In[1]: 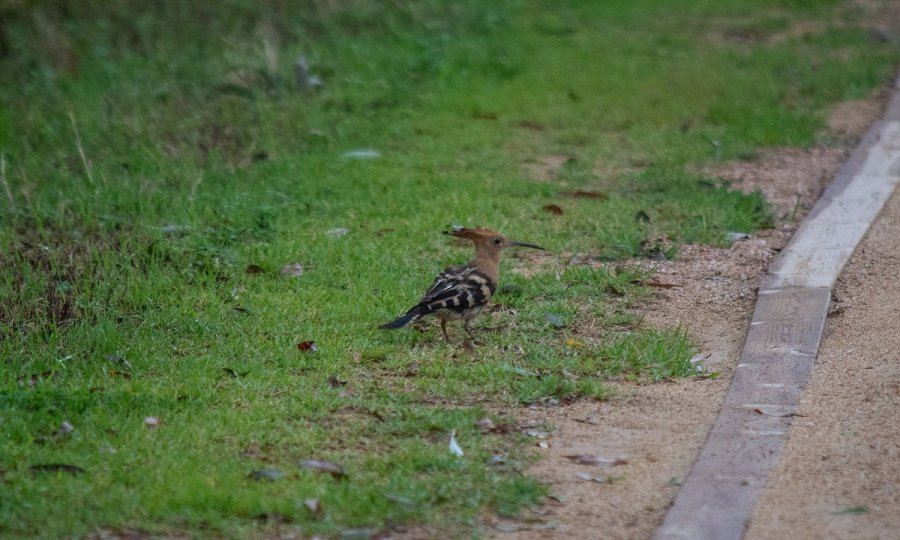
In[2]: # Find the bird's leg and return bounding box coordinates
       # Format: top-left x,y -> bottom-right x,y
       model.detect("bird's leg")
440,319 -> 451,343
464,319 -> 478,344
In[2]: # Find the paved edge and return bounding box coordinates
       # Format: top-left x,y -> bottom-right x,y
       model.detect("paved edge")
653,75 -> 900,540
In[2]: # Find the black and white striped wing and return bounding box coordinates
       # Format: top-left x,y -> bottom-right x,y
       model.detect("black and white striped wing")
417,264 -> 495,315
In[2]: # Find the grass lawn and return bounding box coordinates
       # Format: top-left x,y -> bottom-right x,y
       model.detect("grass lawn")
1,0 -> 896,537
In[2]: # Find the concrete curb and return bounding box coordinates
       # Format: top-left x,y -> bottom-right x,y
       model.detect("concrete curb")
654,75 -> 900,540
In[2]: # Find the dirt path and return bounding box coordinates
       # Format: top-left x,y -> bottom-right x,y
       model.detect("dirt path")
745,179 -> 900,539
486,86 -> 895,539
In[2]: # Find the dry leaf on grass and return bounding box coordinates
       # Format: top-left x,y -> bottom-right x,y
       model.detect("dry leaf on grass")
563,455 -> 628,467
298,459 -> 346,479
449,430 -> 464,457
279,262 -> 304,277
559,190 -> 608,200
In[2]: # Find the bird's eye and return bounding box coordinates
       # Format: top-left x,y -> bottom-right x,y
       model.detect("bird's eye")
492,237 -> 502,245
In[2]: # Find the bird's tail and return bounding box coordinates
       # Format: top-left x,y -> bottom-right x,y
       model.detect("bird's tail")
379,306 -> 425,330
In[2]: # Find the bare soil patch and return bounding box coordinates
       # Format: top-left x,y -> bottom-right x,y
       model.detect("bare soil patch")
827,87 -> 891,140
488,86 -> 892,539
523,154 -> 575,182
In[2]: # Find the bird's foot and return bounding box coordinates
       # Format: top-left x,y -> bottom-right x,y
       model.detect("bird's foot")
462,339 -> 476,356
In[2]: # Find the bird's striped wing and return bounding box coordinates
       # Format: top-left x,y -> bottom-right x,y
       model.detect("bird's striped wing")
417,264 -> 495,314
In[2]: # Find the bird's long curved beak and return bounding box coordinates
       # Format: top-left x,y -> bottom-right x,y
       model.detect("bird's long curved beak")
508,240 -> 546,251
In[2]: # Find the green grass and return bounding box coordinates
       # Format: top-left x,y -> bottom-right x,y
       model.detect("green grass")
0,0 -> 896,537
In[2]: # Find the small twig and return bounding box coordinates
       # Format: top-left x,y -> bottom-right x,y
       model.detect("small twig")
69,111 -> 94,185
0,153 -> 15,213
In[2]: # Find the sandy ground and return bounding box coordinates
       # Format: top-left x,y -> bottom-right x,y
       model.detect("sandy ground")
745,178 -> 900,539
485,83 -> 896,538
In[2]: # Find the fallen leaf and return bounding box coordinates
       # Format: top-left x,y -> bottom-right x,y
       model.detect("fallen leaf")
58,421 -> 75,436
751,408 -> 805,418
576,472 -> 610,483
298,459 -> 346,479
280,262 -> 304,277
448,430 -> 464,457
295,56 -> 323,92
726,231 -> 751,242
144,417 -> 161,428
537,440 -> 550,449
559,190 -> 608,200
245,264 -> 264,275
297,341 -> 318,353
326,227 -> 350,237
475,417 -> 496,432
29,463 -> 86,475
542,204 -> 564,215
248,469 -> 286,482
563,455 -> 627,467
565,338 -> 584,348
544,313 -> 565,328
499,364 -> 537,377
690,353 -> 710,364
523,428 -> 556,439
304,498 -> 322,514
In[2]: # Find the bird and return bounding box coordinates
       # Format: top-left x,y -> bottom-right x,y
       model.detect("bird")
379,227 -> 545,346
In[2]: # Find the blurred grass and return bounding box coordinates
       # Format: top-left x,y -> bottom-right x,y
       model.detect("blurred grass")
0,0 -> 896,537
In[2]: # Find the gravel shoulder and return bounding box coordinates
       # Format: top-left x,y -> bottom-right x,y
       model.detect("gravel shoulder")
746,179 -> 900,539
487,85 -> 895,539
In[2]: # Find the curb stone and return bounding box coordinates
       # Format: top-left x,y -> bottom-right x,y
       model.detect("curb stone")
654,75 -> 900,540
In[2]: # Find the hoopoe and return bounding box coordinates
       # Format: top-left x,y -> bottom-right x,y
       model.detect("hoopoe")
379,227 -> 545,345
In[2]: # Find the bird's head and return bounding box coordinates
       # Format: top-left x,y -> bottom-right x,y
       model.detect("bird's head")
445,226 -> 545,256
